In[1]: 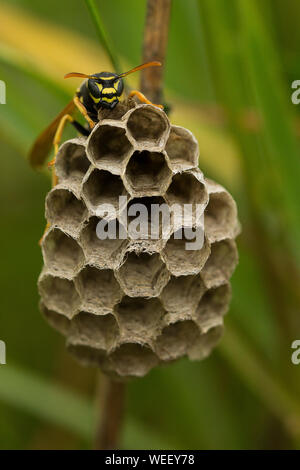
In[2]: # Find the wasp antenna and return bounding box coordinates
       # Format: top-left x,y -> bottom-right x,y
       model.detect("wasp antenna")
118,61 -> 162,78
64,72 -> 95,79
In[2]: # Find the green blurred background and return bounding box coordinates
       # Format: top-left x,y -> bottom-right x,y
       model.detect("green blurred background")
0,0 -> 300,449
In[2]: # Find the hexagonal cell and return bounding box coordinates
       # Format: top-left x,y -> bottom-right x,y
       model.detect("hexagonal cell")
126,105 -> 169,148
40,302 -> 71,335
46,186 -> 87,236
160,274 -> 206,322
154,320 -> 200,361
82,168 -> 128,217
124,150 -> 172,197
124,196 -> 171,250
188,325 -> 224,360
87,123 -> 133,174
165,125 -> 199,172
67,344 -> 106,367
42,228 -> 85,278
75,265 -> 122,313
166,170 -> 207,206
80,216 -> 128,269
115,296 -> 166,343
39,274 -> 80,318
201,239 -> 238,289
107,342 -> 159,378
166,170 -> 208,228
68,311 -> 119,351
56,138 -> 90,191
205,180 -> 237,243
116,252 -> 170,297
162,231 -> 210,276
194,283 -> 231,333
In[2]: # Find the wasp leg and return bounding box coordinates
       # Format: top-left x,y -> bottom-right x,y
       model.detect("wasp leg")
47,113 -> 74,170
73,96 -> 96,129
128,90 -> 164,109
71,120 -> 91,136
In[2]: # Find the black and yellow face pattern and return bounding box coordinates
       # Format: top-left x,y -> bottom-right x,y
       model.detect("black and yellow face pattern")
87,72 -> 124,110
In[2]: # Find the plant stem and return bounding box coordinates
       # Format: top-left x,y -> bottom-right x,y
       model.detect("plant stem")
84,0 -> 122,73
94,375 -> 126,450
93,1 -> 172,451
140,0 -> 172,103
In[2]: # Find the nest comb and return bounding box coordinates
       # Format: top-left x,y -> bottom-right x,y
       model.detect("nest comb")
38,100 -> 240,380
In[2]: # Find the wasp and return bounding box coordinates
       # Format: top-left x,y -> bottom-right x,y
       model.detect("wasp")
29,61 -> 162,243
29,60 -> 162,179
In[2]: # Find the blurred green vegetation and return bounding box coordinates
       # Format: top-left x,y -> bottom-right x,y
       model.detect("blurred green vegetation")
0,0 -> 300,449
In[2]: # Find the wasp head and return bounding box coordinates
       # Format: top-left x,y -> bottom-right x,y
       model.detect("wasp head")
87,72 -> 124,109
64,61 -> 161,110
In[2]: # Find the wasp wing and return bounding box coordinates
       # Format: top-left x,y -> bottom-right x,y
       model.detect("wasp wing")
28,100 -> 76,169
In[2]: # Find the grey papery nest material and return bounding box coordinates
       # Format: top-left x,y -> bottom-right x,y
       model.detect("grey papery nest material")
38,100 -> 240,380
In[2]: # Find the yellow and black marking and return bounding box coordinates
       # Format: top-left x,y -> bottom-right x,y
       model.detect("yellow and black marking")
77,71 -> 124,119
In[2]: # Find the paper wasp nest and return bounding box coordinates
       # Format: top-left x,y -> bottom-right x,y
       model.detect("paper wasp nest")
38,100 -> 240,380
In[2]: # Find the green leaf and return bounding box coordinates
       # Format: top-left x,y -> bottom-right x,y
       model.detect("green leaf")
84,0 -> 122,73
237,0 -> 300,261
0,364 -> 94,439
0,364 -> 175,448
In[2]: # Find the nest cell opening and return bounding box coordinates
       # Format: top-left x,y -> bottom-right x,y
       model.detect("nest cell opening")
162,230 -> 210,276
56,142 -> 90,184
108,342 -> 159,377
116,252 -> 170,297
205,191 -> 236,242
188,325 -> 224,360
40,302 -> 71,335
88,124 -> 132,171
126,196 -> 170,241
166,172 -> 207,207
75,265 -> 122,312
115,296 -> 165,342
83,169 -> 127,214
201,239 -> 238,288
67,344 -> 106,367
160,274 -> 206,319
127,106 -> 168,146
69,311 -> 119,351
80,216 -> 128,269
39,275 -> 80,317
46,188 -> 87,232
196,283 -> 231,330
155,320 -> 200,361
43,229 -> 84,277
125,151 -> 171,196
165,126 -> 198,171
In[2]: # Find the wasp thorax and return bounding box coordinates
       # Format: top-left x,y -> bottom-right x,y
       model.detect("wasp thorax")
39,101 -> 240,380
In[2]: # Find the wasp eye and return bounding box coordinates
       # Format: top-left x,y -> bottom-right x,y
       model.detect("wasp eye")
114,78 -> 124,95
88,79 -> 100,96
